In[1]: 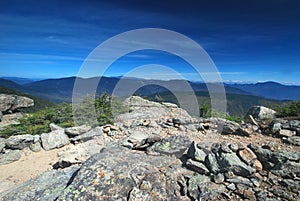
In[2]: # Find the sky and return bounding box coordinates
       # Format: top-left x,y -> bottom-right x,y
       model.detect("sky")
0,0 -> 300,84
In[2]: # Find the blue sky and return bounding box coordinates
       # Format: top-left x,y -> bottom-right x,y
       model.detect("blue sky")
0,0 -> 300,84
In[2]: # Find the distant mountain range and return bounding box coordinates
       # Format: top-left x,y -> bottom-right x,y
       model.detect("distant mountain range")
1,76 -> 299,116
0,76 -> 299,102
228,81 -> 300,100
0,77 -> 41,85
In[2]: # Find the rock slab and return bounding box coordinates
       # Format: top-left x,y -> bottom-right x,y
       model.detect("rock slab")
0,94 -> 34,113
0,150 -> 22,165
0,166 -> 79,201
41,129 -> 69,151
245,105 -> 276,122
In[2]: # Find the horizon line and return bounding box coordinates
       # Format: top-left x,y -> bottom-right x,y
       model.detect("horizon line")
1,75 -> 300,86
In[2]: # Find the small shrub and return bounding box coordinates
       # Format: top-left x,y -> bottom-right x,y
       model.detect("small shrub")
225,115 -> 243,123
199,103 -> 211,118
199,103 -> 242,123
0,94 -> 125,138
275,101 -> 300,119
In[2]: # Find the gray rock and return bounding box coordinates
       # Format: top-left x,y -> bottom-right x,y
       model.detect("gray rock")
187,174 -> 211,199
250,177 -> 261,187
235,127 -> 251,137
272,186 -> 296,200
172,118 -> 181,126
218,118 -> 250,136
187,141 -> 208,162
41,129 -> 69,151
57,135 -> 111,168
161,102 -> 178,108
125,96 -> 166,108
205,153 -> 220,174
271,122 -> 281,134
0,112 -> 23,129
5,134 -> 35,150
289,120 -> 300,135
224,171 -> 235,179
197,141 -> 212,151
281,121 -> 291,129
116,96 -> 192,122
0,150 -> 22,165
29,135 -> 42,152
221,119 -> 240,134
229,143 -> 239,152
204,147 -> 255,176
0,166 -> 79,201
188,174 -> 224,200
249,145 -> 275,170
0,138 -> 5,152
226,183 -> 236,191
29,142 -> 42,152
147,135 -> 191,158
211,143 -> 220,153
282,136 -> 300,146
279,179 -> 300,192
57,145 -> 183,201
273,150 -> 300,161
128,187 -> 151,201
65,125 -> 92,137
226,176 -> 253,187
278,129 -> 296,137
235,183 -> 248,196
49,123 -> 64,131
71,126 -> 103,142
245,106 -> 276,122
198,182 -> 225,201
124,130 -> 161,150
256,191 -> 269,201
268,172 -> 279,184
172,117 -> 196,126
250,144 -> 300,170
220,141 -> 232,153
185,124 -> 199,131
218,152 -> 255,177
0,94 -> 34,113
252,124 -> 260,132
271,161 -> 300,178
186,159 -> 210,175
0,111 -> 3,121
213,173 -> 225,184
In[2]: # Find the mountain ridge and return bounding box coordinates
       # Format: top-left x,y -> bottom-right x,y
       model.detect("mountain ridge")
1,76 -> 299,104
0,77 -> 41,85
0,76 -> 300,115
230,81 -> 300,100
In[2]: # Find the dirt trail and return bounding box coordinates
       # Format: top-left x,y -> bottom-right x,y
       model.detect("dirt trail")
0,146 -> 66,193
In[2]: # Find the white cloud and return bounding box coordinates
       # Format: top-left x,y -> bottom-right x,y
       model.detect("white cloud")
0,52 -> 84,63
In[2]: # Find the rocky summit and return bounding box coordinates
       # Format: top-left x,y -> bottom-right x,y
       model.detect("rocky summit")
0,94 -> 34,129
0,94 -> 34,114
0,96 -> 300,201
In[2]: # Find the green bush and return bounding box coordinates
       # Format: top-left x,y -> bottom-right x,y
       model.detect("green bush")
225,115 -> 243,123
0,94 -> 126,138
275,101 -> 300,119
199,103 -> 242,123
199,103 -> 211,118
1,103 -> 73,137
73,93 -> 115,127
